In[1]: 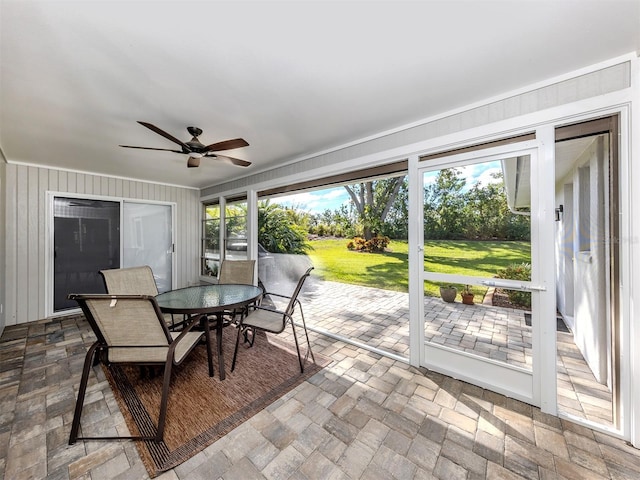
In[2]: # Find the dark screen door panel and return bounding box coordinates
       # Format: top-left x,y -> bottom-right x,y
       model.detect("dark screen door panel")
53,198 -> 120,311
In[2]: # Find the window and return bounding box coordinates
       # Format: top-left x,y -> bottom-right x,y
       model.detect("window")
201,197 -> 248,277
224,199 -> 248,261
202,202 -> 221,277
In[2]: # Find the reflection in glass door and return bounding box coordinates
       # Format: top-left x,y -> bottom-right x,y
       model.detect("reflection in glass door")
418,142 -> 551,405
122,202 -> 173,293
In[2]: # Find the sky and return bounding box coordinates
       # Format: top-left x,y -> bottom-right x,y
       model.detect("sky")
274,187 -> 351,215
274,161 -> 503,214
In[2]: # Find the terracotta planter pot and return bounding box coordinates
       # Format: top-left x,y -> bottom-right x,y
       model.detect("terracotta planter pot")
461,293 -> 474,305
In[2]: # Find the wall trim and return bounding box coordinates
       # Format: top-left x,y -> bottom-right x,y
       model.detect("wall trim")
7,160 -> 199,191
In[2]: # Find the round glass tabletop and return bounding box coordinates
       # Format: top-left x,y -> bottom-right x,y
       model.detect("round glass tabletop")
155,284 -> 263,314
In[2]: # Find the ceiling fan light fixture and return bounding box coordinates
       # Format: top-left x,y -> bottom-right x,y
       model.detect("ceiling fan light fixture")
121,122 -> 251,169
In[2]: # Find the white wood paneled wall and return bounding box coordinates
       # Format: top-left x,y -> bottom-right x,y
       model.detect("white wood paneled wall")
203,61 -> 630,197
2,165 -> 201,326
0,160 -> 6,334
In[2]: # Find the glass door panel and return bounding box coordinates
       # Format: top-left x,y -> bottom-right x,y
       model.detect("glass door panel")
123,202 -> 173,293
53,197 -> 120,311
419,145 -> 545,404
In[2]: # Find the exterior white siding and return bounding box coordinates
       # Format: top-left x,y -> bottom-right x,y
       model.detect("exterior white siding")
2,165 -> 201,326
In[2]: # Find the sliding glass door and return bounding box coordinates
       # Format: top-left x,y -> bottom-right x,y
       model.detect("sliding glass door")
52,195 -> 174,312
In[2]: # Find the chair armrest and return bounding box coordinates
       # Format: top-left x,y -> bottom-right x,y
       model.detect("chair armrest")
263,292 -> 292,301
239,305 -> 294,329
248,305 -> 286,315
100,344 -> 175,351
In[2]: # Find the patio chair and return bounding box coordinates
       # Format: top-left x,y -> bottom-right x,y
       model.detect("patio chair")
231,266 -> 315,373
218,259 -> 256,285
67,294 -> 214,444
217,259 -> 257,324
100,265 -> 178,329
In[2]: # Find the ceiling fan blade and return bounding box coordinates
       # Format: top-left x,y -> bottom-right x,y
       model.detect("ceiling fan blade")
120,145 -> 183,153
206,154 -> 252,167
137,121 -> 191,151
202,138 -> 249,153
187,157 -> 201,168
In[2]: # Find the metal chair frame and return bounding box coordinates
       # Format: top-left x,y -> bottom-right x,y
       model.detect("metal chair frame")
232,267 -> 315,373
67,294 -> 213,444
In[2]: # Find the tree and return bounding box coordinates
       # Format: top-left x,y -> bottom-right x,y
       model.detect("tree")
344,176 -> 405,240
381,177 -> 409,239
423,168 -> 466,239
258,200 -> 310,254
464,172 -> 507,239
464,172 -> 530,240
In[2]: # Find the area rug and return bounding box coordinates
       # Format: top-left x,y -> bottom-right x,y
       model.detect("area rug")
103,326 -> 330,477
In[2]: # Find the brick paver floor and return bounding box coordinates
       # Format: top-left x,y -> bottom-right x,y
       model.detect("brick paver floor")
300,279 -> 611,427
1,284 -> 633,479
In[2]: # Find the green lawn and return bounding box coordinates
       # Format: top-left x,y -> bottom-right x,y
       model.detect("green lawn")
306,238 -> 531,298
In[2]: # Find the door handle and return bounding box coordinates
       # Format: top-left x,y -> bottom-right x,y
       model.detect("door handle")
481,280 -> 546,292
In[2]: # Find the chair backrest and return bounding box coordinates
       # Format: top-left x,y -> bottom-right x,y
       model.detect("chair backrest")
71,294 -> 171,363
283,266 -> 314,317
218,260 -> 256,285
101,265 -> 159,296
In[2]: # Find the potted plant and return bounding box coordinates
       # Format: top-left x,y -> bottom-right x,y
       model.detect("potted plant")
439,285 -> 457,303
461,284 -> 474,305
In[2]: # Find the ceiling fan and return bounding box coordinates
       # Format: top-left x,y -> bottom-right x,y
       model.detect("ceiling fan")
120,121 -> 251,168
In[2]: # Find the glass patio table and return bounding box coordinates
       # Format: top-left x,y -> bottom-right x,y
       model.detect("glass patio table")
156,284 -> 263,380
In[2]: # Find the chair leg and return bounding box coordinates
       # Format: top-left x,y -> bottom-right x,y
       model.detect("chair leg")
231,323 -> 243,372
289,321 -> 305,373
155,359 -> 174,442
243,327 -> 255,346
213,313 -> 226,381
298,304 -> 315,363
69,342 -> 100,445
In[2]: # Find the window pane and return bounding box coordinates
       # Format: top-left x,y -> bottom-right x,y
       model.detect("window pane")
225,200 -> 247,260
202,203 -> 220,277
423,157 -> 531,281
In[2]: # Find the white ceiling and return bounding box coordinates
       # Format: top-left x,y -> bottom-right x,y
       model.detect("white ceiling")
1,1 -> 638,190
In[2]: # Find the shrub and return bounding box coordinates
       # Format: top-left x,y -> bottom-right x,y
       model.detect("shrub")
495,262 -> 531,308
347,236 -> 366,250
367,235 -> 390,252
347,235 -> 389,253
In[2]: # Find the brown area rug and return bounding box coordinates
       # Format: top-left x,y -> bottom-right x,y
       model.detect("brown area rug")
104,325 -> 330,477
